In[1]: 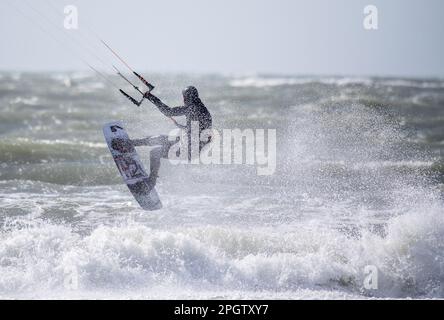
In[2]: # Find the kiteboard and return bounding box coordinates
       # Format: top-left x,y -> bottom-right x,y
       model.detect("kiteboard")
103,121 -> 162,210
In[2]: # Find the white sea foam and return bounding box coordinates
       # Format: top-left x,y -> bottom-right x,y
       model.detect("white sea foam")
0,201 -> 442,299
10,96 -> 40,106
229,76 -> 376,88
230,77 -> 315,87
229,76 -> 444,89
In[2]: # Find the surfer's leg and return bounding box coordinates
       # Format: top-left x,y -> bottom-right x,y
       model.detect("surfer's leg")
146,137 -> 179,190
151,147 -> 162,176
131,135 -> 169,147
146,146 -> 162,189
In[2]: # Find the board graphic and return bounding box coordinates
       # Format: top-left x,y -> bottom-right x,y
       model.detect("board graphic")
103,121 -> 162,210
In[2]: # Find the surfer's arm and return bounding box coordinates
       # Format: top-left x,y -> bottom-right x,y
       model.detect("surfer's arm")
145,93 -> 187,117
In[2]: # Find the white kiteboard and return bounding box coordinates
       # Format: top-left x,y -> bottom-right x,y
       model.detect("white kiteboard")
103,121 -> 162,210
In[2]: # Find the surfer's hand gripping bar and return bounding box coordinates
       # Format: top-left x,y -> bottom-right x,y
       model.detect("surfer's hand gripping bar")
101,40 -> 183,128
134,71 -> 154,92
116,70 -> 182,128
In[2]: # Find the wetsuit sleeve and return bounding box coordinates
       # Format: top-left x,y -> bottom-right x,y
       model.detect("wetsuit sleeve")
145,93 -> 188,116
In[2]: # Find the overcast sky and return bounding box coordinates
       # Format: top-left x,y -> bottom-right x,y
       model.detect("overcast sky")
0,0 -> 443,77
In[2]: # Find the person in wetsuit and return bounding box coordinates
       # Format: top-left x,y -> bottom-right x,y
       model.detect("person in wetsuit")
131,86 -> 212,190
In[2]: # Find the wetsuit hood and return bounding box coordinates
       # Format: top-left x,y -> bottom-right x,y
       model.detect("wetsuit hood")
182,86 -> 199,105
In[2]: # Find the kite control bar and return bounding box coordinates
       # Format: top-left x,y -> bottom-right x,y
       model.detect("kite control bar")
115,68 -> 183,128
119,89 -> 143,106
117,71 -> 184,128
101,39 -> 155,107
134,71 -> 154,92
102,40 -> 184,128
113,65 -> 154,107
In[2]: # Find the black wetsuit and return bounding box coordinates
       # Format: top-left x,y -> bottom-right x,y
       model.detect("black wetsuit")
146,92 -> 212,160
131,91 -> 212,190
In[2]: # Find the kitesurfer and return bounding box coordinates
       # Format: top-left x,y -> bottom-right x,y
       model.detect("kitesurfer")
131,86 -> 212,189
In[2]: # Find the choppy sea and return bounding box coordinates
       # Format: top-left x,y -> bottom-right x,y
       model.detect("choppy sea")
0,72 -> 443,299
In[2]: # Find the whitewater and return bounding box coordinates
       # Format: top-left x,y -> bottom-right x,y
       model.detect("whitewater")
0,72 -> 443,299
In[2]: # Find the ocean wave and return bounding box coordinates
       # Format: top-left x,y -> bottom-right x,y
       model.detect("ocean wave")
0,138 -> 107,164
378,79 -> 444,89
229,76 -> 374,88
229,76 -> 444,89
9,96 -> 40,106
0,138 -> 124,185
0,203 -> 443,299
301,159 -> 437,174
0,162 -> 119,186
230,77 -> 317,87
